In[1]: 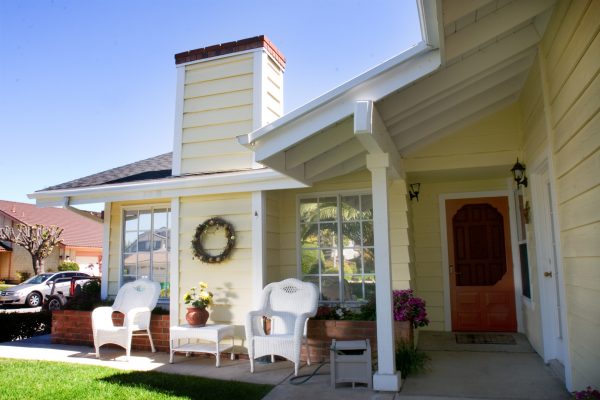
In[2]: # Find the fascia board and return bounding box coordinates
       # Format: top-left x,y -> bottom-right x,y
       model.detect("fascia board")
29,169 -> 307,206
238,41 -> 435,146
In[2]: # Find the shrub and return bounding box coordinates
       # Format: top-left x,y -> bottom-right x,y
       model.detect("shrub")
0,311 -> 52,343
395,342 -> 429,377
65,280 -> 101,311
58,261 -> 80,271
15,271 -> 30,283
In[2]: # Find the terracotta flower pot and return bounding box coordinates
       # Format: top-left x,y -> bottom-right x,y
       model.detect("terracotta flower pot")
186,307 -> 209,327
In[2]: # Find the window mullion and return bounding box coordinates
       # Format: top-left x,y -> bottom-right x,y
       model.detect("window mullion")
337,194 -> 344,303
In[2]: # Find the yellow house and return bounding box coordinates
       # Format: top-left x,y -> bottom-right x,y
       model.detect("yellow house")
31,0 -> 599,392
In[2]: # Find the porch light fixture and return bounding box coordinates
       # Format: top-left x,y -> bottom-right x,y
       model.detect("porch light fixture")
409,183 -> 421,202
511,159 -> 528,188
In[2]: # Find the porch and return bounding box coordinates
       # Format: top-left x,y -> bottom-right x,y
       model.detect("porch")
0,332 -> 569,399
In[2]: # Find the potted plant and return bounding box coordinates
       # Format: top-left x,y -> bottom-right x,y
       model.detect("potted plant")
183,281 -> 213,327
393,289 -> 429,347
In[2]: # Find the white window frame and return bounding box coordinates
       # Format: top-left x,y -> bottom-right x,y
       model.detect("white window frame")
296,190 -> 374,305
120,204 -> 171,301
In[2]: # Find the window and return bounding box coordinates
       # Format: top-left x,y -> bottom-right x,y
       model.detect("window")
299,193 -> 374,303
515,191 -> 531,299
122,207 -> 170,299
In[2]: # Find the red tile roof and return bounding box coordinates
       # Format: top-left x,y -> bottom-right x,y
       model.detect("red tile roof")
0,200 -> 103,249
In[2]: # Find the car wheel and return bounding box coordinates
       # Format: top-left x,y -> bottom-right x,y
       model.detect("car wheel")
47,297 -> 63,311
25,292 -> 42,307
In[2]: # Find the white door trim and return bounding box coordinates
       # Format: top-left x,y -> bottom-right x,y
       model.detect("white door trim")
439,189 -> 523,332
529,157 -> 572,389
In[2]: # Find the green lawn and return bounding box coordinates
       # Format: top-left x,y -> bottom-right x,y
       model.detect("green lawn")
0,358 -> 273,400
0,284 -> 14,291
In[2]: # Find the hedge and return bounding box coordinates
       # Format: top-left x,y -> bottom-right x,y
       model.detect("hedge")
0,311 -> 52,343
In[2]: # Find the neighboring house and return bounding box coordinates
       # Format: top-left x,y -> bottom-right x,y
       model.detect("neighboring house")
0,200 -> 103,280
30,0 -> 599,391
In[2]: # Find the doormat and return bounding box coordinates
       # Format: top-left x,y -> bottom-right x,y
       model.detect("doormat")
455,333 -> 517,345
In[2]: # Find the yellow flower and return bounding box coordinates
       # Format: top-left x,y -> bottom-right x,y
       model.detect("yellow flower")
199,290 -> 211,300
199,281 -> 208,289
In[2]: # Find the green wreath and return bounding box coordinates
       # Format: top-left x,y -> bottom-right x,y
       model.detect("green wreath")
192,217 -> 236,263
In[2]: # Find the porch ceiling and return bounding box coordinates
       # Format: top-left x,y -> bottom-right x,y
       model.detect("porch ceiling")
242,0 -> 556,184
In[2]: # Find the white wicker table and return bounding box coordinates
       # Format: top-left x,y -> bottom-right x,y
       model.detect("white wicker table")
169,324 -> 235,367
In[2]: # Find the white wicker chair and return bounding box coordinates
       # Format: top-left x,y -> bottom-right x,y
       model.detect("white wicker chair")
245,278 -> 319,376
92,278 -> 161,360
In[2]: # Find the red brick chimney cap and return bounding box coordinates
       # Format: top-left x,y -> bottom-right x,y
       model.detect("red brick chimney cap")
174,35 -> 285,67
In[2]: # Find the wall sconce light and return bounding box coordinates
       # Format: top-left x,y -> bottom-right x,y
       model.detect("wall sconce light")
409,183 -> 421,202
511,159 -> 528,188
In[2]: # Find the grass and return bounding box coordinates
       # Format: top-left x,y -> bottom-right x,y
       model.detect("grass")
0,284 -> 15,291
0,358 -> 273,400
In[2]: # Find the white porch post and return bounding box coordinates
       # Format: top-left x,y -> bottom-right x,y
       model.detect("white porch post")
100,202 -> 111,300
251,191 -> 267,308
367,153 -> 401,391
169,197 -> 180,327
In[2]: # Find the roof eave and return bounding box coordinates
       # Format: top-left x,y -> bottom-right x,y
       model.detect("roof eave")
237,0 -> 444,149
29,168 -> 308,207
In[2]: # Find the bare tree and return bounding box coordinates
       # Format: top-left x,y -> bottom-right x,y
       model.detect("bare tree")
0,224 -> 64,276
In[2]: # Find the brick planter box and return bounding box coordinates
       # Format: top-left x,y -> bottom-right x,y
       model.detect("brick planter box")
51,310 -> 170,352
52,311 -> 413,362
304,319 -> 413,362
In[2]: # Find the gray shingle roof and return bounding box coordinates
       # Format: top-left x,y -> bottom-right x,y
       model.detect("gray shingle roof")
41,153 -> 173,191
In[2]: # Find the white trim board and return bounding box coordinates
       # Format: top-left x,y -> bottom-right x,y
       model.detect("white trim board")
438,189 -> 524,332
170,198 -> 180,327
171,66 -> 185,176
100,202 -> 111,300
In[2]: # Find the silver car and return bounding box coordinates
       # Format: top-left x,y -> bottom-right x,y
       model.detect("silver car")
0,271 -> 92,307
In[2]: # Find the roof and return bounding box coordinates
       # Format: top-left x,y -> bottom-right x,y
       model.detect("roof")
0,200 -> 103,248
237,0 -> 556,183
42,153 -> 172,191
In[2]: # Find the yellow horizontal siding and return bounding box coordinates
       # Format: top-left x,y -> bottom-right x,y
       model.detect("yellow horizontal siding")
181,153 -> 253,173
185,56 -> 253,85
183,104 -> 253,129
184,74 -> 253,99
178,193 -> 253,327
548,0 -> 600,101
181,139 -> 249,158
182,120 -> 252,143
521,0 -> 600,388
183,90 -> 253,114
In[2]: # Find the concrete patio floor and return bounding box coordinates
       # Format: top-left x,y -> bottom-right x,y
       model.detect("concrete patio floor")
0,332 -> 570,399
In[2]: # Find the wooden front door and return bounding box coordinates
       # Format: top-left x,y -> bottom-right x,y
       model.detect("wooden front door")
446,197 -> 517,332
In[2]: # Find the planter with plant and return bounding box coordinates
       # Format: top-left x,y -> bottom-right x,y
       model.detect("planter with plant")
183,281 -> 213,326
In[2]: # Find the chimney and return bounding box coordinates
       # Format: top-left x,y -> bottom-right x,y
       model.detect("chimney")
172,35 -> 286,176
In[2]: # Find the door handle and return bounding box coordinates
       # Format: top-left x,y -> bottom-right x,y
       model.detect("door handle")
544,271 -> 553,277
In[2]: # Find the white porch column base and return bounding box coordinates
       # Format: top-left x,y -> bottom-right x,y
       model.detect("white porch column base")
373,372 -> 402,392
367,153 -> 400,392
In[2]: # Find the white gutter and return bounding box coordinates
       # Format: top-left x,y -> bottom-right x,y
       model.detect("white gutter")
29,168 -> 307,207
237,41 -> 433,146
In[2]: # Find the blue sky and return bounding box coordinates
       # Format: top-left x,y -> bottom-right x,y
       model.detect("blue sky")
0,0 -> 421,208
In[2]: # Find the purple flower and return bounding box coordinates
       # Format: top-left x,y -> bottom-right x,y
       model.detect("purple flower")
393,289 -> 429,328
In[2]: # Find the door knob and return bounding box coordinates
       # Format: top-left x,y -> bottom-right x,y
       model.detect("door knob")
544,271 -> 553,277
